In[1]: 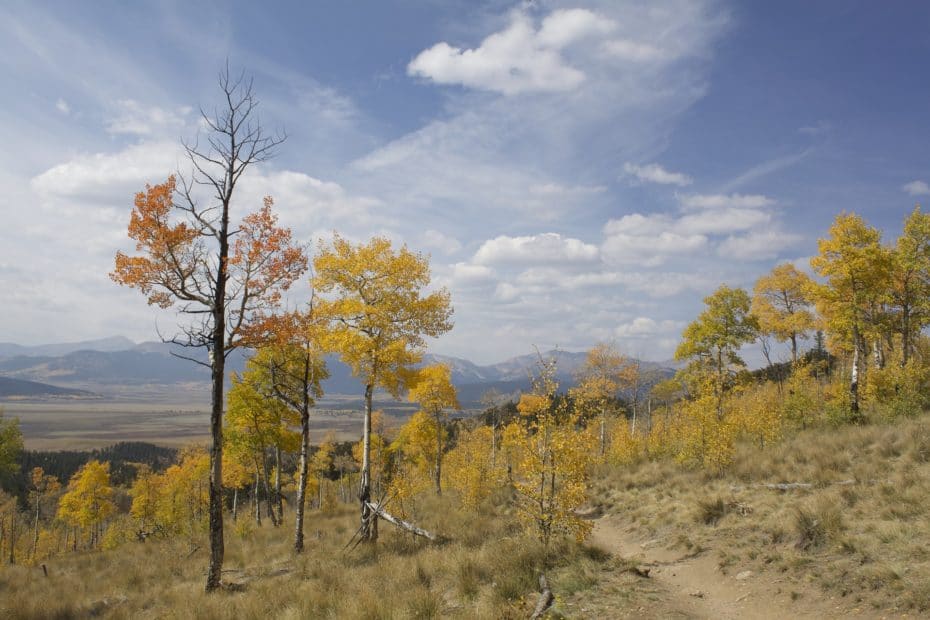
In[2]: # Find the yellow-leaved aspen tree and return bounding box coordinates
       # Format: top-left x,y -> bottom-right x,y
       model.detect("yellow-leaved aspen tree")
810,213 -> 891,417
891,207 -> 930,365
408,364 -> 460,495
314,235 -> 452,542
674,285 -> 759,419
250,309 -> 330,552
57,460 -> 116,550
751,263 -> 817,364
569,343 -> 627,456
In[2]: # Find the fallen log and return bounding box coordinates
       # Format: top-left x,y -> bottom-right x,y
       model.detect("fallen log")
530,574 -> 554,619
364,502 -> 447,543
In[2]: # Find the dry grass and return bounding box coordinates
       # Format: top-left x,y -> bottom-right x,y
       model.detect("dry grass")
0,496 -> 618,619
594,412 -> 930,615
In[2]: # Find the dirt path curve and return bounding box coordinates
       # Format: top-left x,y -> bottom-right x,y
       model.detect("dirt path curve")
590,513 -> 878,619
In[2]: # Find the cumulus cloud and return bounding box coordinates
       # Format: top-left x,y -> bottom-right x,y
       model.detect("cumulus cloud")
408,8 -> 616,95
903,180 -> 930,196
31,140 -> 180,201
474,233 -> 599,265
679,193 -> 775,210
623,162 -> 692,186
55,98 -> 70,114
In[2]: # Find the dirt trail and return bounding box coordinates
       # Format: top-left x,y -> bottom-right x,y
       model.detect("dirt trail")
589,514 -> 880,619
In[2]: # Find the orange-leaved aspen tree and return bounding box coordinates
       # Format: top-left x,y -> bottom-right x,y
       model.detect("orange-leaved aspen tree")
751,263 -> 816,364
407,364 -> 459,495
110,69 -> 306,591
313,235 -> 452,542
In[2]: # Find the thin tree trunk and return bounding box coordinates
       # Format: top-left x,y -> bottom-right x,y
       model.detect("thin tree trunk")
599,408 -> 607,456
359,382 -> 376,541
206,307 -> 226,591
8,510 -> 16,565
850,328 -> 861,417
254,468 -> 262,526
791,333 -> 798,364
434,414 -> 443,496
32,495 -> 40,560
274,446 -> 283,523
294,386 -> 311,552
260,448 -> 278,526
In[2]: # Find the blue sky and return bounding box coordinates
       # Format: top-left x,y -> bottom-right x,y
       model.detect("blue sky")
1,0 -> 927,364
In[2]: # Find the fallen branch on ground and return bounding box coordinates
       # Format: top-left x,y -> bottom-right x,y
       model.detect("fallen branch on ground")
530,574 -> 554,619
364,502 -> 447,543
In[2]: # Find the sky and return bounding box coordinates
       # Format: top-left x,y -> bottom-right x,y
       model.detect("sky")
1,0 -> 928,365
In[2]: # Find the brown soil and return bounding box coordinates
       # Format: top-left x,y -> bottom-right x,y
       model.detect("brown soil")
572,513 -> 897,619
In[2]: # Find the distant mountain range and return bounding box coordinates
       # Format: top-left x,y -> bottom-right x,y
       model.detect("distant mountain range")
0,337 -> 674,406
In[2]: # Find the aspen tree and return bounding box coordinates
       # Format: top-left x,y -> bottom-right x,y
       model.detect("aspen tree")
752,263 -> 817,363
314,235 -> 452,542
810,213 -> 890,417
407,364 -> 459,495
111,70 -> 306,590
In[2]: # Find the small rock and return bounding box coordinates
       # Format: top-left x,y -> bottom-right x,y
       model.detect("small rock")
736,570 -> 753,581
689,590 -> 705,598
641,538 -> 660,549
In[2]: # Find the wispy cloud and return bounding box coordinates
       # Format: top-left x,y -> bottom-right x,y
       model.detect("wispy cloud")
623,162 -> 692,186
679,193 -> 775,210
721,149 -> 811,191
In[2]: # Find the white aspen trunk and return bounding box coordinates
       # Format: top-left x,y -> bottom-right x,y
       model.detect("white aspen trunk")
274,446 -> 283,523
359,382 -> 376,541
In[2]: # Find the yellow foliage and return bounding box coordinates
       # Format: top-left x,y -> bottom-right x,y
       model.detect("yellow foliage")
57,460 -> 116,546
444,426 -> 502,510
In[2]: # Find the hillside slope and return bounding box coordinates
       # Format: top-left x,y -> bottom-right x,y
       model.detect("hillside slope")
586,414 -> 930,617
0,376 -> 98,399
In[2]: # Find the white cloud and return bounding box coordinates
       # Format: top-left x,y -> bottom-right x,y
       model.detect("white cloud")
903,180 -> 930,196
30,140 -> 180,201
408,9 -> 615,95
55,98 -> 70,114
421,229 -> 463,255
614,317 -> 681,338
106,99 -> 190,135
717,229 -> 802,261
601,39 -> 665,62
623,162 -> 692,186
676,207 -> 771,235
601,229 -> 707,267
450,262 -> 495,283
474,233 -> 599,265
679,193 -> 775,210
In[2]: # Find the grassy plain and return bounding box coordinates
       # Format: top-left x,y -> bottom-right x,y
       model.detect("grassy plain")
3,382 -> 420,450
